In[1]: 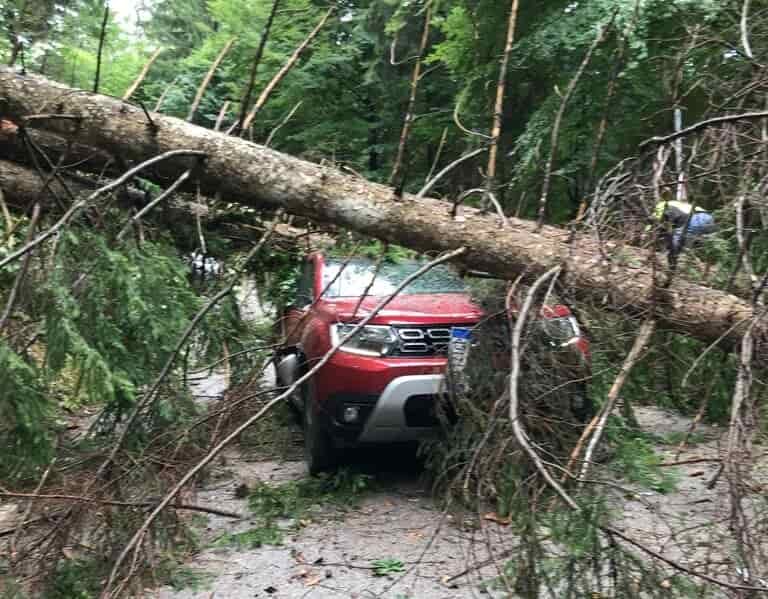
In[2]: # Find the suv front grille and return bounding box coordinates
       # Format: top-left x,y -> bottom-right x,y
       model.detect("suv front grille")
391,325 -> 463,357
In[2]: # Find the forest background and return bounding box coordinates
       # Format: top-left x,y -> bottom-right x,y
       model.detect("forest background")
1,0 -> 768,597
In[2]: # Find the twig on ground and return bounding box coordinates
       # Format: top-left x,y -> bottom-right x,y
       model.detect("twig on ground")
0,492 -> 242,519
9,449 -> 55,570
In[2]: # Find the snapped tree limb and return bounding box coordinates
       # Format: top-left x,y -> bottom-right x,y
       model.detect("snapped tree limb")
0,68 -> 764,358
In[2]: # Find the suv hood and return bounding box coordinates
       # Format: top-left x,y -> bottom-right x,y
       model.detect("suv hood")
319,293 -> 482,325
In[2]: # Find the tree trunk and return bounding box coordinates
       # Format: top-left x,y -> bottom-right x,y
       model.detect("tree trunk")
0,119 -> 115,174
0,67 -> 762,357
0,158 -> 318,251
0,157 -> 187,220
485,0 -> 519,208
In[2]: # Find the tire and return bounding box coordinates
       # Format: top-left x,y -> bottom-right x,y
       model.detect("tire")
570,381 -> 594,424
302,379 -> 337,475
274,357 -> 302,424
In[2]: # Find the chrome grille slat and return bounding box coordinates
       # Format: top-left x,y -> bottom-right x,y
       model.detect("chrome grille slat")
399,329 -> 425,340
402,342 -> 429,353
427,329 -> 451,339
393,325 -> 468,357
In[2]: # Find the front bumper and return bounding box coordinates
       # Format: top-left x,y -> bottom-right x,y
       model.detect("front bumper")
358,374 -> 444,443
314,353 -> 448,445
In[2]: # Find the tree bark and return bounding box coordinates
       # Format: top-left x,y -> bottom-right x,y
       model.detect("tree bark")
0,158 -> 318,250
187,38 -> 236,123
123,48 -> 164,101
0,67 -> 762,356
0,157 -> 184,217
0,119 -> 115,174
484,0 -> 519,209
389,1 -> 433,186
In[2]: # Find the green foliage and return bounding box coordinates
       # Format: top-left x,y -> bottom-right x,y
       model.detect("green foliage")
248,468 -> 373,520
249,246 -> 301,313
215,469 -> 373,549
0,226 -> 216,477
3,0 -> 763,594
214,524 -> 285,549
166,566 -> 214,591
428,6 -> 473,74
4,0 -> 745,223
608,427 -> 679,494
43,232 -> 200,415
47,557 -> 103,599
0,574 -> 28,599
587,316 -> 737,423
0,340 -> 51,478
330,238 -> 416,262
370,558 -> 405,577
496,501 -> 707,597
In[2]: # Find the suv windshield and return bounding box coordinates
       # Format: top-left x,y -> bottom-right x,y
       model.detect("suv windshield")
322,258 -> 466,298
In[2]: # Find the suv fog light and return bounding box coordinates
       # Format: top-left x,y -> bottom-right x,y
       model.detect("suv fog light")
342,406 -> 360,424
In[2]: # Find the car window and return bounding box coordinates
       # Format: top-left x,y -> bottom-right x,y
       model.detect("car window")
321,258 -> 466,298
296,261 -> 315,307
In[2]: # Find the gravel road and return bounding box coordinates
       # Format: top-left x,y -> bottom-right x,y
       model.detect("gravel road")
152,445 -> 513,599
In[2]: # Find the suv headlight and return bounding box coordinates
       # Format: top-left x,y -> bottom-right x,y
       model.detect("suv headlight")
540,316 -> 581,347
331,323 -> 398,357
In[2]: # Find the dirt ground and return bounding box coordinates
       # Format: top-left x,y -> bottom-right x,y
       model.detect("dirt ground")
611,407 -> 768,591
147,371 -> 768,599
151,449 -> 515,599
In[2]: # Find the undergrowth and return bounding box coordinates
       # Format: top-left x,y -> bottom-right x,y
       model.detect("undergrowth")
419,281 -> 706,597
0,209 -> 280,595
606,424 -> 680,494
215,469 -> 373,549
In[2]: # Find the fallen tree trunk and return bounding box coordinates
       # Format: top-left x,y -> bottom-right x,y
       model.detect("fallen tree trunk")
0,158 -> 331,250
0,67 -> 763,356
0,158 -> 134,209
0,118 -> 116,174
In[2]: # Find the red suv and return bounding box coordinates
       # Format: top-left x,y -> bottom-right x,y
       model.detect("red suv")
275,253 -> 588,473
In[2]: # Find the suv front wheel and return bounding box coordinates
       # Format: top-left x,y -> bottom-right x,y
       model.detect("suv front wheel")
302,378 -> 337,475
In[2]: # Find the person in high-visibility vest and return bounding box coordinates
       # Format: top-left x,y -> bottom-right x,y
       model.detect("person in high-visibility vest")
646,198 -> 716,253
